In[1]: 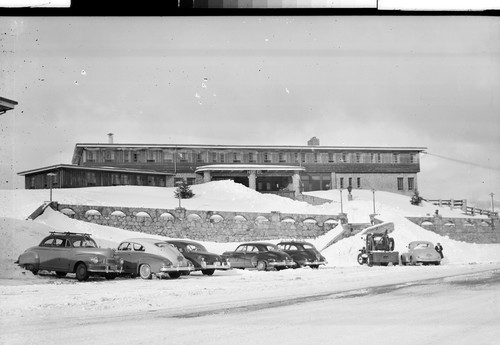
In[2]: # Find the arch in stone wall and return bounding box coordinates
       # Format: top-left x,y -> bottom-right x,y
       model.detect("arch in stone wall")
303,218 -> 317,224
324,219 -> 338,224
160,212 -> 174,220
444,221 -> 455,226
233,215 -> 247,222
480,220 -> 491,227
421,221 -> 433,226
255,216 -> 269,223
136,211 -> 151,218
111,210 -> 126,217
187,213 -> 202,221
210,214 -> 224,223
464,221 -> 474,227
60,208 -> 76,217
281,217 -> 296,223
85,209 -> 101,216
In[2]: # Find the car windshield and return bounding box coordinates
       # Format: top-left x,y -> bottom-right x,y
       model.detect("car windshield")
412,243 -> 431,250
185,243 -> 207,252
72,237 -> 97,248
264,244 -> 280,252
303,244 -> 318,252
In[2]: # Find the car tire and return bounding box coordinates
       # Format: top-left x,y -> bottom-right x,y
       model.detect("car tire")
169,272 -> 181,279
139,264 -> 152,280
310,265 -> 319,269
25,264 -> 38,275
201,269 -> 215,276
357,253 -> 365,265
105,273 -> 117,280
75,263 -> 90,282
367,255 -> 373,267
55,271 -> 67,277
256,260 -> 267,271
400,255 -> 406,266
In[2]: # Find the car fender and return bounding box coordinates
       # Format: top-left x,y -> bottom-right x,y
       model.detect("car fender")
18,250 -> 39,268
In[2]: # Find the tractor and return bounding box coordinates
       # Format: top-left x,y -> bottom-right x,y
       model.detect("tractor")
357,230 -> 399,266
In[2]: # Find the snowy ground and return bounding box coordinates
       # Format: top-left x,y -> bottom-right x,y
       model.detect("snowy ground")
1,181 -> 499,344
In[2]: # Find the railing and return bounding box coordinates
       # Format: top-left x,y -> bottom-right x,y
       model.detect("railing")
258,190 -> 296,199
424,198 -> 498,218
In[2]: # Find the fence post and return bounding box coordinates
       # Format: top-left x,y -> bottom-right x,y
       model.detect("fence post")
438,199 -> 442,207
462,200 -> 467,213
450,199 -> 454,210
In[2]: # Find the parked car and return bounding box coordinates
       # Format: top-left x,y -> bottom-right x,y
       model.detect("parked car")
400,241 -> 442,266
165,239 -> 231,276
16,231 -> 123,281
116,238 -> 194,279
221,242 -> 296,271
277,241 -> 327,269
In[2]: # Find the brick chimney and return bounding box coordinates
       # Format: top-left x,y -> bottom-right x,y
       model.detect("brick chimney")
107,133 -> 114,144
307,137 -> 320,146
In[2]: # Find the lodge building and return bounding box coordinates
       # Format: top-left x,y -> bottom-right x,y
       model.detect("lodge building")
18,136 -> 426,197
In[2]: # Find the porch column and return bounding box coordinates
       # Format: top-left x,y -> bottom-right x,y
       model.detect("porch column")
292,171 -> 301,197
203,171 -> 211,183
248,170 -> 256,190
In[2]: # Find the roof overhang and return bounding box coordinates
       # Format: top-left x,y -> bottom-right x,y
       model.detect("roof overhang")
0,96 -> 18,115
17,164 -> 174,176
195,164 -> 306,173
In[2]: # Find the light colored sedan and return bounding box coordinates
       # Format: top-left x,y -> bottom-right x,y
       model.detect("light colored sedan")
400,241 -> 442,266
116,238 -> 194,279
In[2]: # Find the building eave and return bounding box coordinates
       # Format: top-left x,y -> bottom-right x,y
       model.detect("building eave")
17,164 -> 174,176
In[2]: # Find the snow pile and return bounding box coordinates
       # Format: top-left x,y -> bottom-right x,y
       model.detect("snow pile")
1,180 -> 499,281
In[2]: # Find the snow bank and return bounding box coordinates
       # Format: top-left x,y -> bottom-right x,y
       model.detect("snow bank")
1,181 -> 499,281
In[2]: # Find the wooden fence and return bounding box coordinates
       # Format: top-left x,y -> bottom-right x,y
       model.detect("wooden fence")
424,198 -> 498,218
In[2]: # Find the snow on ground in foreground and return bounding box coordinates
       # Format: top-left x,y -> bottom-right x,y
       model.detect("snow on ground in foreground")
1,180 -> 500,281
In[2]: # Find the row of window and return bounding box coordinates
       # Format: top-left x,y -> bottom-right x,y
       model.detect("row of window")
84,150 -> 417,165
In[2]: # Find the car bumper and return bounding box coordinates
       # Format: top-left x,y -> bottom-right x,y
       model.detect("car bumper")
303,260 -> 327,267
268,260 -> 296,268
159,265 -> 194,273
202,263 -> 231,270
87,264 -> 123,274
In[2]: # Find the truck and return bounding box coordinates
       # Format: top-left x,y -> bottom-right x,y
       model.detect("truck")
357,230 -> 399,266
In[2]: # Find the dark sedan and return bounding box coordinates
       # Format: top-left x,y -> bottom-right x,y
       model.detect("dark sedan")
165,239 -> 231,276
221,242 -> 296,271
277,241 -> 327,269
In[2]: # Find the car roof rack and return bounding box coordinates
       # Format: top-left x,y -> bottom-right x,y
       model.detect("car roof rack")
49,231 -> 92,236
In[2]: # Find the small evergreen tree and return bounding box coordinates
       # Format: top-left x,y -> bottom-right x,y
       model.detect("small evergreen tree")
410,190 -> 423,206
174,181 -> 194,199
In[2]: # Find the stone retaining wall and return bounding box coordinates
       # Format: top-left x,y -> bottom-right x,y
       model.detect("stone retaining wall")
406,216 -> 500,243
55,204 -> 341,242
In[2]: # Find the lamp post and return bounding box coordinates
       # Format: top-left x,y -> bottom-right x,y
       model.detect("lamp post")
371,189 -> 376,215
47,172 -> 56,202
176,181 -> 182,208
490,193 -> 495,213
340,189 -> 343,214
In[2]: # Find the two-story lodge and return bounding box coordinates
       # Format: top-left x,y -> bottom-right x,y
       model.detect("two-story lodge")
18,136 -> 426,198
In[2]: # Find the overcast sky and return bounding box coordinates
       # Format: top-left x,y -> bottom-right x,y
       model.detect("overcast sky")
1,16 -> 499,206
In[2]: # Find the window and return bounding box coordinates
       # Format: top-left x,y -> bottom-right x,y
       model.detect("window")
86,172 -> 97,186
357,177 -> 361,188
147,176 -> 155,186
105,151 -> 115,161
186,177 -> 195,185
370,153 -> 375,163
408,177 -> 414,191
249,152 -> 256,163
397,177 -> 404,191
133,153 -> 139,163
341,153 -> 347,163
121,175 -> 129,185
179,152 -> 187,162
314,153 -> 319,163
147,150 -> 156,162
163,151 -> 173,162
212,152 -> 217,163
264,152 -> 271,163
410,154 -> 415,164
355,153 -> 361,163
220,153 -> 225,163
174,177 -> 183,185
328,153 -> 334,163
348,177 -> 353,187
233,152 -> 241,163
393,153 -> 399,163
340,177 -> 344,189
301,153 -> 306,163
279,153 -> 286,163
86,150 -> 95,162
377,153 -> 382,163
112,174 -> 120,185
30,177 -> 35,189
197,153 -> 203,162
124,151 -> 130,162
294,153 -> 300,163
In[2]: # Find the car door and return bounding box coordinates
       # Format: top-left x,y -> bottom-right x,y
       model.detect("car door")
117,242 -> 136,273
241,245 -> 258,268
227,245 -> 246,268
36,236 -> 62,271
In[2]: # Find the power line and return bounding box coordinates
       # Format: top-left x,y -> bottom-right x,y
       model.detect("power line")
423,152 -> 500,171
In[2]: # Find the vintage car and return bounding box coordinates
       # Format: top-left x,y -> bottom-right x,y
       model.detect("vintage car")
400,241 -> 442,266
116,238 -> 194,279
221,242 -> 296,271
165,239 -> 231,276
277,241 -> 327,269
16,231 -> 123,281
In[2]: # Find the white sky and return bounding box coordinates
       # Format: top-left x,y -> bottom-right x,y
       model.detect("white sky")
1,16 -> 499,206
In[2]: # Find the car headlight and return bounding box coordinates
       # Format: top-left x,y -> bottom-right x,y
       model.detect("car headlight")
89,256 -> 99,264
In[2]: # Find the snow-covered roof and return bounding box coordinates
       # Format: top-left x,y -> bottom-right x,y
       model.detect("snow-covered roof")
17,164 -> 174,176
195,164 -> 306,172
